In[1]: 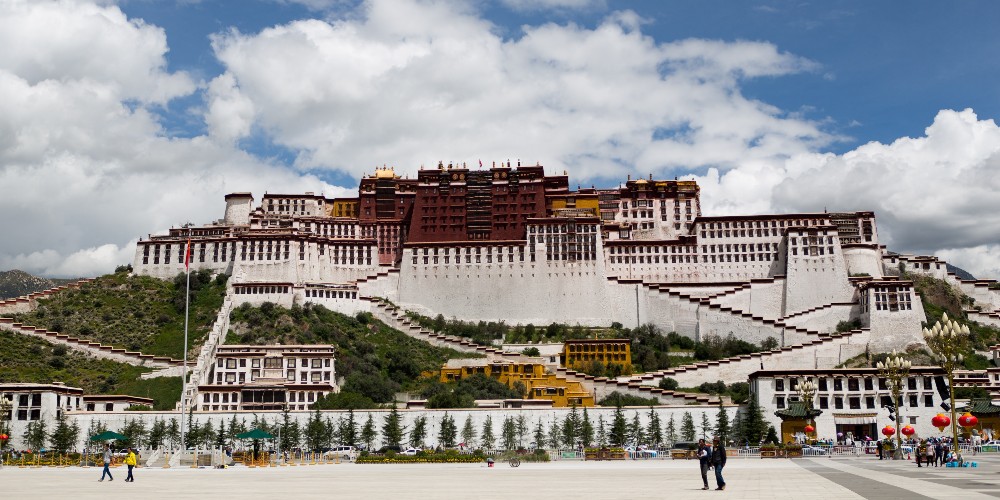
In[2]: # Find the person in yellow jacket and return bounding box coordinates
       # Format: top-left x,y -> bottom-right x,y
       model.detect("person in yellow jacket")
124,448 -> 137,482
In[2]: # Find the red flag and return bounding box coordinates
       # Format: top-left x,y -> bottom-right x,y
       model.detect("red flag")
479,159 -> 483,168
184,238 -> 192,270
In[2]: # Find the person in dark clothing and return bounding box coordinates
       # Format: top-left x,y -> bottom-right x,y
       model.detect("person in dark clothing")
697,439 -> 712,490
711,437 -> 726,491
876,440 -> 884,460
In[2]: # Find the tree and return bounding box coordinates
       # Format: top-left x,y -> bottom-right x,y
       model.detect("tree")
360,414 -> 377,451
742,395 -> 767,445
764,425 -> 779,445
199,418 -> 218,449
658,377 -> 679,391
665,414 -> 677,445
628,412 -> 645,446
305,408 -> 328,452
23,420 -> 47,451
481,416 -> 496,450
120,417 -> 147,449
610,405 -> 628,447
148,419 -> 167,450
646,408 -> 662,446
501,416 -> 518,451
516,414 -> 528,449
680,411 -> 696,441
562,406 -> 581,448
341,409 -> 358,447
533,419 -> 546,449
166,418 -> 180,448
730,410 -> 744,447
409,416 -> 427,449
580,408 -> 595,447
699,412 -> 714,440
715,400 -> 730,443
461,415 -> 477,449
548,417 -> 562,449
49,413 -> 79,453
597,415 -> 608,447
227,416 -> 247,447
438,413 -> 457,448
215,419 -> 228,449
382,408 -> 405,448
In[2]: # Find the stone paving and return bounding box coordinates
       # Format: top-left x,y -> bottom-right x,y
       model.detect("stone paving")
2,456 -> 1000,499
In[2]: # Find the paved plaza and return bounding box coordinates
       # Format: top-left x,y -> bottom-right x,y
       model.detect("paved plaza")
3,456 -> 1000,499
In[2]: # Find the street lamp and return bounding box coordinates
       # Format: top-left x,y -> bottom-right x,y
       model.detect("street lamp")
923,312 -> 970,462
877,350 -> 911,460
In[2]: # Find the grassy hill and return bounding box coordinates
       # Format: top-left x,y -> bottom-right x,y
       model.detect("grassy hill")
228,303 -> 479,405
0,329 -> 181,410
0,270 -> 57,299
10,269 -> 227,359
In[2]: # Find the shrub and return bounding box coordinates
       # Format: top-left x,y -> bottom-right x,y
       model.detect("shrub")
658,378 -> 679,390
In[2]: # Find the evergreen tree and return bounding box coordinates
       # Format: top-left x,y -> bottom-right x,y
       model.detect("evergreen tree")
715,400 -> 731,443
562,406 -> 581,448
501,416 -> 518,451
360,414 -> 377,451
49,412 -> 78,453
515,415 -> 528,449
680,411 -> 696,441
342,409 -> 359,447
187,418 -> 202,449
166,418 -> 180,448
227,416 -> 246,446
305,408 -> 327,452
742,395 -> 766,445
461,415 -> 477,449
409,416 -> 427,448
200,418 -> 218,449
23,420 -> 47,451
731,409 -> 745,447
597,415 -> 607,447
548,416 -> 563,449
764,425 -> 779,445
438,413 -> 458,448
581,408 -> 595,447
382,408 -> 405,448
699,412 -> 713,440
533,419 -> 546,449
148,419 -> 167,450
279,409 -> 296,451
646,408 -> 662,446
120,417 -> 148,449
480,415 -> 496,450
665,414 -> 677,446
215,419 -> 227,448
628,412 -> 645,445
609,405 -> 628,446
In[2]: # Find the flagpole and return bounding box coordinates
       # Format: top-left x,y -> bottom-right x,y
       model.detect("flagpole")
179,225 -> 192,460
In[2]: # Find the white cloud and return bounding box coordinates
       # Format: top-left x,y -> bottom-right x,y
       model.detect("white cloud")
501,0 -> 606,12
208,0 -> 826,184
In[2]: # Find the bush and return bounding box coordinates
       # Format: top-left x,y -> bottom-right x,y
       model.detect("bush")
521,347 -> 540,357
597,391 -> 659,407
658,378 -> 679,391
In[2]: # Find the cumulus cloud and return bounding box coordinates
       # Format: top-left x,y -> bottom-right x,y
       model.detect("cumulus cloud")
501,0 -> 607,12
207,0 -> 826,182
0,0 -> 342,278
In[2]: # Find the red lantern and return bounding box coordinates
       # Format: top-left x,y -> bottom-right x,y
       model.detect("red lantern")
901,425 -> 915,437
882,425 -> 895,437
0,433 -> 7,440
932,414 -> 951,432
959,412 -> 979,428
804,425 -> 815,434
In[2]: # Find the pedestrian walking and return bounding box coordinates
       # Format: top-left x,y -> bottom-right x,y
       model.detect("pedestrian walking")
125,447 -> 137,482
935,441 -> 944,467
925,441 -> 935,467
98,444 -> 113,482
876,440 -> 883,460
697,439 -> 712,490
916,441 -> 925,467
711,436 -> 726,491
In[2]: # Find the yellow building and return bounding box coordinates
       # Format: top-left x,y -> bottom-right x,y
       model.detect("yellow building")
562,339 -> 632,372
439,359 -> 594,407
326,198 -> 359,218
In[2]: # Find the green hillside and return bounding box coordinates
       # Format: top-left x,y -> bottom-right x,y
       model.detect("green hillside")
0,329 -> 181,410
10,269 -> 227,359
228,303 -> 480,405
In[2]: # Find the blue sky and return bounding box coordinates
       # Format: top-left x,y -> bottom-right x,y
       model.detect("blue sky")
2,0 -> 1000,278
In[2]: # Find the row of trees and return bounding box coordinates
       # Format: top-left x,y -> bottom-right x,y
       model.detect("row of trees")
17,400 -> 774,454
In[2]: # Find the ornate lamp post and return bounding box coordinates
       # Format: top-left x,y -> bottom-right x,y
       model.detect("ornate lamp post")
877,351 -> 911,459
923,312 -> 970,462
798,380 -> 817,442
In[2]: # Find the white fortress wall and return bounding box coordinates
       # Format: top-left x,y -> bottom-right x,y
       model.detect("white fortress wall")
640,286 -> 700,337
842,245 -> 885,278
783,227 -> 855,316
744,278 -> 786,320
863,285 -> 927,351
697,306 -> 788,345
780,303 -> 858,333
63,405 -> 737,451
356,270 -> 401,302
396,245 -> 614,326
